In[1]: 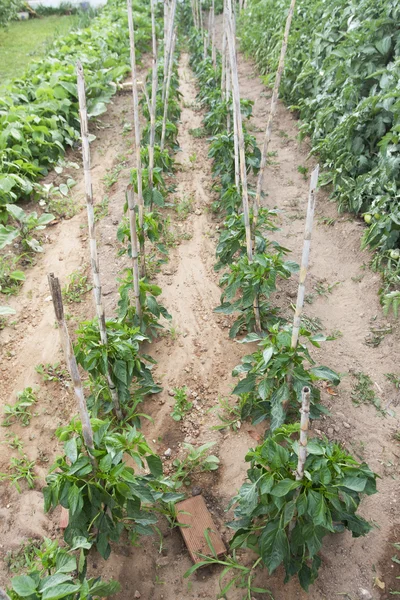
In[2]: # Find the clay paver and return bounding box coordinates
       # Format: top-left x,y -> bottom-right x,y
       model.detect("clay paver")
176,495 -> 226,564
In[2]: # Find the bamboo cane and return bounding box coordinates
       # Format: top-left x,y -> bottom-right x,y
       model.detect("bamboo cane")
211,0 -> 216,70
126,185 -> 142,319
127,0 -> 145,277
48,273 -> 95,461
226,7 -> 262,332
149,0 -> 158,192
164,0 -> 170,77
0,589 -> 11,600
161,30 -> 176,151
206,8 -> 211,53
291,165 -> 319,349
76,61 -> 123,421
162,0 -> 176,103
254,0 -> 296,213
296,386 -> 310,480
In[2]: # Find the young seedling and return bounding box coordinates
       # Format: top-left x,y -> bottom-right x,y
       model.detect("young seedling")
174,196 -> 194,220
170,387 -> 192,421
35,362 -> 70,386
297,165 -> 309,179
351,372 -> 388,416
0,454 -> 37,493
2,387 -> 37,427
171,442 -> 220,487
62,270 -> 92,303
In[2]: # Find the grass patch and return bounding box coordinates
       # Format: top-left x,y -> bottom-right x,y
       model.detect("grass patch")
0,15 -> 80,85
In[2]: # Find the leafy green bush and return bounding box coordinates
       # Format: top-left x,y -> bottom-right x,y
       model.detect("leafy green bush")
0,0 -> 151,217
239,0 -> 400,304
44,419 -> 183,559
230,425 -> 377,590
231,324 -> 340,427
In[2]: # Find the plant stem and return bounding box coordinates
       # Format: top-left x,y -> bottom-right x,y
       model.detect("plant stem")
47,273 -> 96,463
76,61 -> 123,421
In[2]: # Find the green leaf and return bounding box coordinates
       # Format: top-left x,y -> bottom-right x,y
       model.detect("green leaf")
147,454 -> 163,478
339,476 -> 367,492
89,580 -> 121,597
12,575 -> 38,597
239,482 -> 258,513
259,520 -> 289,574
262,346 -> 273,365
270,479 -> 301,497
0,305 -> 16,316
0,225 -> 19,250
42,583 -> 81,600
39,574 -> 73,593
68,484 -> 83,517
64,438 -> 78,464
306,490 -> 327,526
310,366 -> 340,385
232,374 -> 257,395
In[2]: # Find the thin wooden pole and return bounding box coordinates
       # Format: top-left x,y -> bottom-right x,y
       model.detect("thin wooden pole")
161,30 -> 176,151
162,0 -> 176,103
296,386 -> 310,480
164,0 -> 170,76
48,273 -> 95,462
254,0 -> 296,213
149,0 -> 158,192
225,8 -> 251,260
127,0 -> 146,277
291,165 -> 319,349
76,61 -> 123,421
126,185 -> 142,319
211,0 -> 216,70
226,5 -> 261,333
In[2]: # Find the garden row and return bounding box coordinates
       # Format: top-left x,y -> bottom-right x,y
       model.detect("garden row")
239,0 -> 400,316
2,3 -> 192,599
184,1 -> 378,593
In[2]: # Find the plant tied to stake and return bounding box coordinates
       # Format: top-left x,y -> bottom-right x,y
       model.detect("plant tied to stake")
229,421 -> 378,590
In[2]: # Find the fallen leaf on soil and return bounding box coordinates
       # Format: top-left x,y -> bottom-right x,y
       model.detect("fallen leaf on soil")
374,577 -> 385,590
321,381 -> 338,395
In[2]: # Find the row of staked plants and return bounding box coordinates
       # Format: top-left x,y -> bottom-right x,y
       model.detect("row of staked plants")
4,10 -> 189,600
239,0 -> 400,317
186,13 -> 378,595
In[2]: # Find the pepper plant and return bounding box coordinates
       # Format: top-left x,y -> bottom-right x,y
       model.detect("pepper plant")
229,424 -> 378,590
231,324 -> 340,428
44,418 -> 183,559
215,253 -> 297,338
7,537 -> 120,600
118,270 -> 171,337
74,318 -> 159,408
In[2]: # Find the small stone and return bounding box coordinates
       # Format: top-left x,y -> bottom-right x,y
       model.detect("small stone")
195,209 -> 202,216
343,422 -> 351,429
164,448 -> 172,457
168,389 -> 175,397
134,592 -> 141,599
327,427 -> 334,435
334,425 -> 340,433
357,588 -> 372,600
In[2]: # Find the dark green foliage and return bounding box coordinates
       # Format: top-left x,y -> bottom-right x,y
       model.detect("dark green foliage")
43,419 -> 183,559
230,425 -> 377,590
8,537 -> 120,600
74,319 -> 159,407
231,324 -> 340,428
239,0 -> 400,306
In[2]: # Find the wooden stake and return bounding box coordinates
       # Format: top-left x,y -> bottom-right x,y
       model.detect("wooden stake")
296,386 -> 310,480
149,0 -> 158,192
126,185 -> 142,319
162,0 -> 176,103
226,5 -> 261,333
76,61 -> 123,421
48,273 -> 95,461
211,0 -> 216,70
161,29 -> 176,151
127,0 -> 146,277
254,0 -> 296,213
164,0 -> 170,76
291,165 -> 318,349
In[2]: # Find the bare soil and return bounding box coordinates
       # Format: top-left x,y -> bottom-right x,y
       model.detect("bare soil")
0,26 -> 399,600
